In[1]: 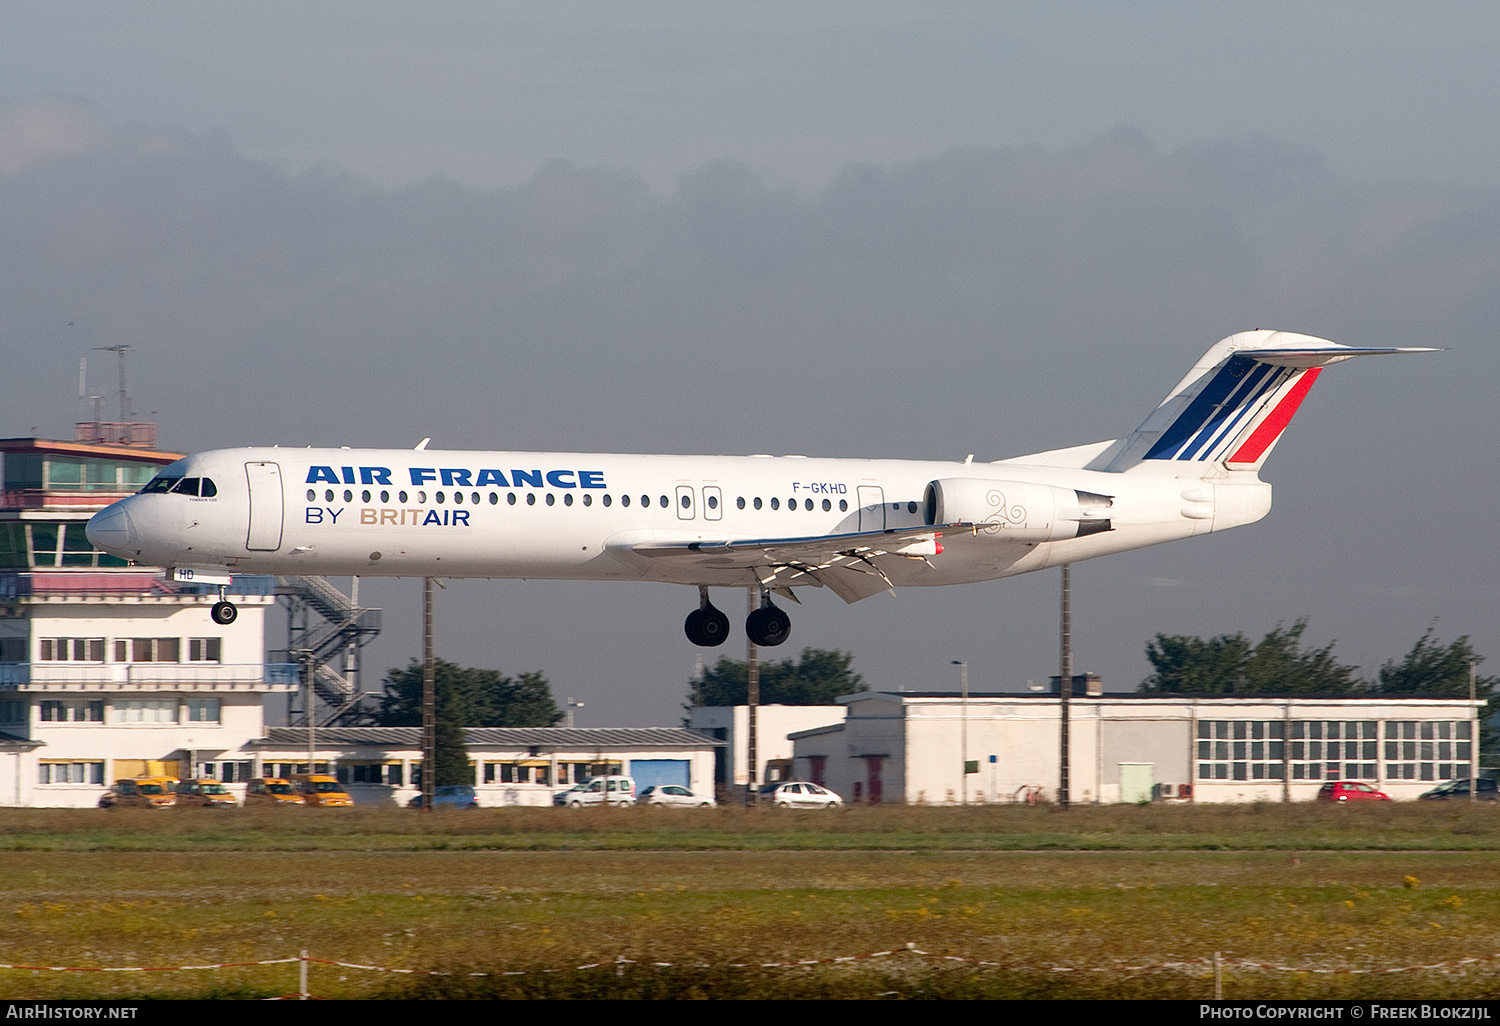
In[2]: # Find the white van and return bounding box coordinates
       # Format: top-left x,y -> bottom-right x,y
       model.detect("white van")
559,775 -> 636,807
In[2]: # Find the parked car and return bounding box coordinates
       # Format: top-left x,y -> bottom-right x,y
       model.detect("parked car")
559,775 -> 635,807
1315,780 -> 1391,802
291,774 -> 354,807
99,776 -> 179,809
758,781 -> 843,809
407,785 -> 480,809
552,782 -> 588,806
639,785 -> 715,808
244,777 -> 305,807
175,778 -> 237,808
1418,778 -> 1498,801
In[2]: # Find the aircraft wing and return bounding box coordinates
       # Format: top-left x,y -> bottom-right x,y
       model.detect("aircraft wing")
627,523 -> 972,603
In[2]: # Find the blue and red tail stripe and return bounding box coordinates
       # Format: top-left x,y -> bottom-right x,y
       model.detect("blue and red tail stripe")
1144,355 -> 1315,463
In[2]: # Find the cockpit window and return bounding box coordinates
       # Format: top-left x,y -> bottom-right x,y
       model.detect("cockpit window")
167,478 -> 218,497
140,476 -> 182,494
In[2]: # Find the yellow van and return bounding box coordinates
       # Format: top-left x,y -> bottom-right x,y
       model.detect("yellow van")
176,778 -> 237,809
244,777 -> 304,806
99,776 -> 179,809
291,774 -> 354,807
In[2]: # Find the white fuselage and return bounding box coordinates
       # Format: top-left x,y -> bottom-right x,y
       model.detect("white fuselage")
86,446 -> 1271,595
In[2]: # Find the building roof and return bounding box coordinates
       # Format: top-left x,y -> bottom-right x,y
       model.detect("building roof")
256,726 -> 723,749
854,690 -> 1484,703
0,437 -> 183,462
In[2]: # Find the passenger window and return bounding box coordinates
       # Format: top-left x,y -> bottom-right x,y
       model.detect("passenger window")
452,491 -> 462,504
708,495 -> 718,509
680,494 -> 690,509
839,499 -> 847,511
563,493 -> 573,506
804,499 -> 813,511
472,492 -> 480,505
582,494 -> 592,506
436,491 -> 445,504
908,501 -> 918,514
546,493 -> 556,506
417,491 -> 427,503
660,496 -> 669,508
736,497 -> 745,509
770,498 -> 779,510
526,493 -> 536,506
489,492 -> 498,504
362,490 -> 371,503
306,489 -> 316,501
788,498 -> 796,510
754,497 -> 763,510
621,495 -> 630,507
325,489 -> 335,503
603,494 -> 612,507
398,491 -> 408,503
344,489 -> 353,503
381,490 -> 390,503
507,492 -> 517,505
822,499 -> 831,511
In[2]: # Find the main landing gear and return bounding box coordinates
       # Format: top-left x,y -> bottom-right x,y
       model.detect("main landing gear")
684,587 -> 731,647
683,587 -> 791,648
210,585 -> 238,625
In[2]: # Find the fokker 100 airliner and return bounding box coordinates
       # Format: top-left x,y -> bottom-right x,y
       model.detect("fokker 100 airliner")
86,330 -> 1430,648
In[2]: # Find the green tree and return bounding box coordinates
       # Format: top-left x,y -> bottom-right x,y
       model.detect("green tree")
1375,626 -> 1498,757
377,659 -> 563,786
1140,619 -> 1360,695
688,648 -> 865,706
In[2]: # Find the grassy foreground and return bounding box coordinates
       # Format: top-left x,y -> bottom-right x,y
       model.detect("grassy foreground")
1,803 -> 1498,999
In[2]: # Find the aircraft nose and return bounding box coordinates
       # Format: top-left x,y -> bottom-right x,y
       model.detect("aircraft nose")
86,504 -> 137,556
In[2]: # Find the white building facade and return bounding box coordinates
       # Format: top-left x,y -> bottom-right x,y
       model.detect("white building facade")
686,704 -> 846,790
789,692 -> 1486,804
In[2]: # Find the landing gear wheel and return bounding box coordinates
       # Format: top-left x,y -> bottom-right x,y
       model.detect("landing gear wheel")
746,604 -> 791,647
210,601 -> 238,625
684,605 -> 731,647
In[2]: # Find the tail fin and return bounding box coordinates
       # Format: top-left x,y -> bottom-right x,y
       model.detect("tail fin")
1103,330 -> 1435,474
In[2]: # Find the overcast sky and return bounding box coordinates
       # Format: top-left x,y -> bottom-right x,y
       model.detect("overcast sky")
3,3 -> 1499,725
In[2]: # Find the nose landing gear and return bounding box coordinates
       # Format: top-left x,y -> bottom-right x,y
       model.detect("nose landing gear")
210,584 -> 238,625
684,587 -> 730,647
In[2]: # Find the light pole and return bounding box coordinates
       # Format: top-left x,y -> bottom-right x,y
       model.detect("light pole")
566,697 -> 584,729
952,660 -> 969,805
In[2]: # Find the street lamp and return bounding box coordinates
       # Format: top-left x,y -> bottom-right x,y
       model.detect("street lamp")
952,660 -> 969,805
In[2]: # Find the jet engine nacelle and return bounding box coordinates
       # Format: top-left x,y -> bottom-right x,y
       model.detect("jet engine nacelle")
924,478 -> 1112,543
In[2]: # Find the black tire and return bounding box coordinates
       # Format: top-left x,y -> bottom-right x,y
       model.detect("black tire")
746,605 -> 791,647
685,605 -> 732,647
211,601 -> 238,625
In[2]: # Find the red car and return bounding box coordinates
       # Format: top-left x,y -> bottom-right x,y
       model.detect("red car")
1316,780 -> 1391,802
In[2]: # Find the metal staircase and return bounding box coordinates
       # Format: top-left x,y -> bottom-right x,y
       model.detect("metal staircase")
275,576 -> 382,726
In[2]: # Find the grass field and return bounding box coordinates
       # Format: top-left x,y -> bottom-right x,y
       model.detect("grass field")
2,803 -> 1498,999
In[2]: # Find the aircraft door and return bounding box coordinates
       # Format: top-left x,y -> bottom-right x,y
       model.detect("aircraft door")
244,462 -> 284,551
857,486 -> 885,531
702,486 -> 722,522
675,485 -> 695,520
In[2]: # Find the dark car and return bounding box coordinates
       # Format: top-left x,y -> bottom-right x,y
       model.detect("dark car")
1418,778 -> 1498,801
407,785 -> 479,809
